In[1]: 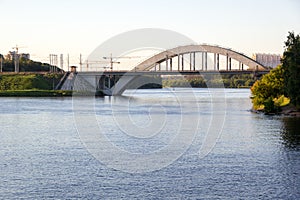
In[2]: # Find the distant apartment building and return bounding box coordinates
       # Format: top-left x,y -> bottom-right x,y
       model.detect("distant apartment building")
252,53 -> 281,68
19,53 -> 30,60
5,51 -> 30,60
5,51 -> 15,60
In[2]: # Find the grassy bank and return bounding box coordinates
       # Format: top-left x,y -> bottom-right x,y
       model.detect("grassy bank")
0,73 -> 69,97
0,90 -> 73,97
0,73 -> 63,90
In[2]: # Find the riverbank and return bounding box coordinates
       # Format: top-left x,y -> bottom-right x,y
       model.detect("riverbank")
0,90 -> 73,97
280,105 -> 300,117
252,104 -> 300,117
0,73 -> 63,91
0,73 -> 68,97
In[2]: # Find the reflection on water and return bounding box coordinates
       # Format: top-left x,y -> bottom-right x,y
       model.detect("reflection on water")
0,89 -> 299,199
281,117 -> 300,148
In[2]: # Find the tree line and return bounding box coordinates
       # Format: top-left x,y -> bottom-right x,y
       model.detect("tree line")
163,74 -> 256,88
0,57 -> 62,72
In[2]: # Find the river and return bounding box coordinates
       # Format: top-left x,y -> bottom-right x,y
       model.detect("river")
0,88 -> 299,199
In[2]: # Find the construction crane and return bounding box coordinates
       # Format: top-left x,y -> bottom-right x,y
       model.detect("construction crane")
84,60 -> 111,71
12,45 -> 27,54
102,53 -> 141,70
12,45 -> 27,73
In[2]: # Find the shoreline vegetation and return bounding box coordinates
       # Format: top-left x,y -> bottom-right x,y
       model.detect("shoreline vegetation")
0,73 -> 73,97
0,73 -> 257,98
162,74 -> 256,88
250,32 -> 300,116
0,90 -> 73,97
0,32 -> 299,117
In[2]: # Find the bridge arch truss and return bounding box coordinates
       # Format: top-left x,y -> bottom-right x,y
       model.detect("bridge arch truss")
72,44 -> 269,95
134,44 -> 267,72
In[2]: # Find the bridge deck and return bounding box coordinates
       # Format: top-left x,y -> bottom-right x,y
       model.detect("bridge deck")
78,70 -> 269,76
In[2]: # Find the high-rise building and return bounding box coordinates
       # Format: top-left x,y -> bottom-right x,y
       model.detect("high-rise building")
19,53 -> 30,60
5,51 -> 30,60
252,53 -> 281,68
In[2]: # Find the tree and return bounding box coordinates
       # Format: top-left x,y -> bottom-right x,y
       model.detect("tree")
282,32 -> 300,108
251,65 -> 289,113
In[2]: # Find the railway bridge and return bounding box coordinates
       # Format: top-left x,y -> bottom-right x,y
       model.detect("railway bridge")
59,44 -> 269,95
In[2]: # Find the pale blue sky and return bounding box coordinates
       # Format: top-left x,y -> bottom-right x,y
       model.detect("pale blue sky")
0,0 -> 299,65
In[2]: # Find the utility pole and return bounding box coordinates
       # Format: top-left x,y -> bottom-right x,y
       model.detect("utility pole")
67,54 -> 70,72
14,53 -> 19,73
80,54 -> 82,71
49,54 -> 53,73
60,54 -> 63,71
12,45 -> 26,73
49,54 -> 52,72
55,54 -> 58,72
13,45 -> 19,73
49,54 -> 59,73
13,51 -> 19,73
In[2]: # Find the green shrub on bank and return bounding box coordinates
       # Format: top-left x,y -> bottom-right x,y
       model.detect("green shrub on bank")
251,65 -> 290,113
250,32 -> 300,113
0,74 -> 63,91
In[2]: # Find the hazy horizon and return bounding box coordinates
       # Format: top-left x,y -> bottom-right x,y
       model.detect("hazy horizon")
1,0 -> 299,67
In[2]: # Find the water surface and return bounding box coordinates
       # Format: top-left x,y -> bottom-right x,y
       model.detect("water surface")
0,89 -> 299,199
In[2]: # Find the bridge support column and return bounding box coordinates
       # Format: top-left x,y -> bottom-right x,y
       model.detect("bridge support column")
96,76 -> 101,90
159,63 -> 161,71
229,57 -> 232,71
100,75 -> 111,90
170,58 -> 172,71
113,75 -> 117,87
108,76 -> 111,88
99,78 -> 105,89
242,63 -> 244,70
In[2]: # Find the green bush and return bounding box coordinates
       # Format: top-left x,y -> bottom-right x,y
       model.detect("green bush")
251,65 -> 288,111
263,97 -> 281,114
0,74 -> 63,91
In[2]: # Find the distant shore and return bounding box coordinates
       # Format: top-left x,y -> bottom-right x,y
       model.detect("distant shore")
0,90 -> 73,97
0,89 -> 108,97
